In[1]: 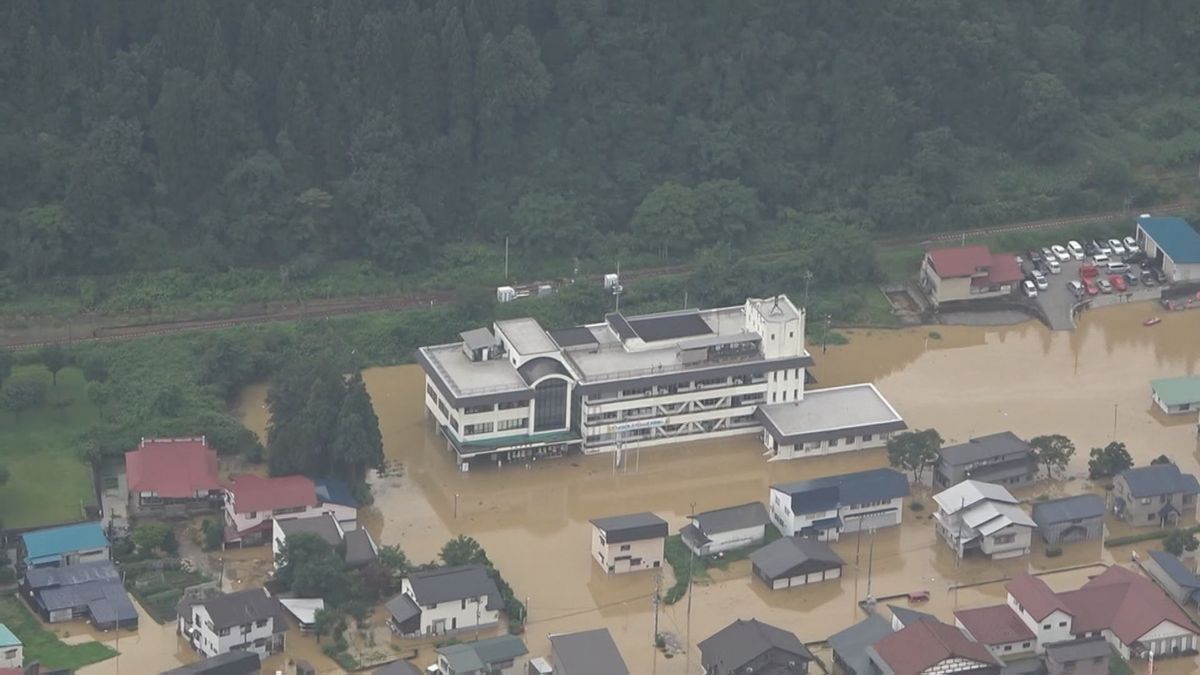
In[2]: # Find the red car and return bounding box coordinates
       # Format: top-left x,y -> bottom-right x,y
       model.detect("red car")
1080,264 -> 1099,279
1109,274 -> 1127,292
1084,279 -> 1099,296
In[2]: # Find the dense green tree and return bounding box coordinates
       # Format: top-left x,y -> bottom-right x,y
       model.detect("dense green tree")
886,428 -> 943,484
87,382 -> 113,420
39,345 -> 67,386
440,535 -> 489,567
632,183 -> 700,257
1087,441 -> 1134,479
0,466 -> 8,487
131,522 -> 171,555
330,372 -> 384,481
1164,530 -> 1199,557
512,192 -> 590,257
1029,435 -> 1076,479
0,353 -> 12,387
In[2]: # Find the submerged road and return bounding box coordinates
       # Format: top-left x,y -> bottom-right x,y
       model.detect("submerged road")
0,201 -> 1191,351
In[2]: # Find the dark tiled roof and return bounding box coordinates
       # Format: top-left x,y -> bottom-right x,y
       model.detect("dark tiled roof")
384,593 -> 420,624
189,588 -> 282,630
751,536 -> 843,581
1148,550 -> 1200,591
888,605 -> 938,628
954,604 -> 1035,644
162,651 -> 262,675
550,628 -> 629,675
1119,464 -> 1200,498
372,661 -> 423,675
699,618 -> 813,672
1043,637 -> 1112,664
343,529 -> 378,567
407,564 -> 502,609
589,512 -> 668,543
939,431 -> 1029,466
693,502 -> 769,535
25,560 -> 119,589
626,310 -> 712,342
870,620 -> 996,675
1031,494 -> 1105,526
277,514 -> 343,547
828,614 -> 892,675
773,468 -> 910,513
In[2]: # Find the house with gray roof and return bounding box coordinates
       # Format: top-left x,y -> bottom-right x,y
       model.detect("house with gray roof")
1113,463 -> 1200,528
829,614 -> 893,675
699,618 -> 814,674
549,628 -> 629,675
1043,637 -> 1111,675
933,431 -> 1037,490
436,635 -> 527,674
162,651 -> 262,675
1144,550 -> 1200,607
387,564 -> 503,637
22,560 -> 138,630
751,536 -> 843,590
590,512 -> 667,574
769,468 -> 910,541
272,513 -> 378,570
888,604 -> 939,631
1031,494 -> 1105,545
680,502 -> 770,556
177,588 -> 286,659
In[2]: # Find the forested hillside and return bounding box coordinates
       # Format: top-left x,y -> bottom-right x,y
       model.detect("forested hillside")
3,0 -> 1200,285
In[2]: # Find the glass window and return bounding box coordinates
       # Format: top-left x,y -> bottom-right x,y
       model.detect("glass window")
533,380 -> 568,432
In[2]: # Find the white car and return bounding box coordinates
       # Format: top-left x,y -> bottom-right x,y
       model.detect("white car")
1108,238 -> 1126,255
1123,236 -> 1139,253
1046,258 -> 1061,274
1066,240 -> 1085,260
1092,239 -> 1112,255
1032,271 -> 1049,290
1023,280 -> 1038,298
1092,252 -> 1110,265
1050,244 -> 1070,262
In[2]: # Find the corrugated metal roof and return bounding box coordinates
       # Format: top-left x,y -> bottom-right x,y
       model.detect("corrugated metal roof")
1139,215 -> 1200,264
21,522 -> 109,564
1031,494 -> 1105,526
1119,464 -> 1200,498
550,628 -> 629,675
1151,375 -> 1200,406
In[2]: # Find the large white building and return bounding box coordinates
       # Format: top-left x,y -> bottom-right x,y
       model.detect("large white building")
418,295 -> 904,468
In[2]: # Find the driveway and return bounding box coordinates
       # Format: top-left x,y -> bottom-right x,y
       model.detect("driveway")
1025,255 -> 1164,330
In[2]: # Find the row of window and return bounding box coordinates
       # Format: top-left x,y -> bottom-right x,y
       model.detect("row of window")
590,374 -> 766,403
799,434 -> 875,451
771,368 -> 802,382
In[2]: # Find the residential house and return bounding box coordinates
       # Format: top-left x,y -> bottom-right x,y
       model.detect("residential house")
548,628 -> 629,675
1042,638 -> 1111,675
866,618 -> 1000,675
1030,495 -> 1105,545
162,651 -> 262,675
828,614 -> 893,675
954,605 -> 1037,661
22,561 -> 138,630
125,437 -> 223,514
933,480 -> 1035,559
1112,464 -> 1200,528
271,513 -> 378,570
680,502 -> 770,556
313,477 -> 360,531
386,565 -> 502,637
750,536 -> 843,590
1143,550 -> 1200,607
919,245 -> 1022,306
19,522 -> 109,569
1000,566 -> 1200,660
699,618 -> 814,675
435,635 -> 527,675
934,432 -> 1037,489
177,588 -> 287,659
1151,376 -> 1200,415
589,512 -> 667,574
889,605 -> 938,631
0,624 -> 20,670
768,468 -> 910,540
224,473 -> 358,546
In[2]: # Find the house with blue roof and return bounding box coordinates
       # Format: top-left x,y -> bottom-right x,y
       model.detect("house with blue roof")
1135,214 -> 1200,282
19,521 -> 110,569
0,622 -> 21,669
768,468 -> 910,540
1113,463 -> 1200,528
1144,550 -> 1200,607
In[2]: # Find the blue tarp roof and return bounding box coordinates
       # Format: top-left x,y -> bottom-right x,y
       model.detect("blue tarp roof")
1139,216 -> 1200,264
22,522 -> 109,565
314,477 -> 358,508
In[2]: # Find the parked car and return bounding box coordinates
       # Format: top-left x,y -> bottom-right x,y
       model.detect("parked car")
1124,269 -> 1139,286
1108,238 -> 1126,255
1123,236 -> 1139,253
1046,259 -> 1062,274
1098,278 -> 1113,293
1068,280 -> 1084,297
1050,244 -> 1070,262
1084,279 -> 1100,296
1040,246 -> 1055,262
1079,264 -> 1099,279
1092,239 -> 1112,255
1109,274 -> 1127,292
1092,252 -> 1110,266
1125,251 -> 1148,266
1032,271 -> 1049,290
1067,240 -> 1085,260
1023,280 -> 1038,298
1142,269 -> 1157,286
1028,248 -> 1043,264
1106,261 -> 1129,274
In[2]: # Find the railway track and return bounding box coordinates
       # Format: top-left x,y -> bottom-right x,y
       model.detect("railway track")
1,201 -> 1192,350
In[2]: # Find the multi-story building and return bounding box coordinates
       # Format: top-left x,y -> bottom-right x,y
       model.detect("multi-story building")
385,565 -> 502,637
933,480 -> 1034,560
223,474 -> 358,546
768,468 -> 910,540
419,295 -> 903,469
919,245 -> 1022,307
589,512 -> 668,574
933,431 -> 1037,490
1112,463 -> 1200,528
177,588 -> 286,659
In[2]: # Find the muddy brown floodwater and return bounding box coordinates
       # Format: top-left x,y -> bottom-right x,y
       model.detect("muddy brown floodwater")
85,302 -> 1200,674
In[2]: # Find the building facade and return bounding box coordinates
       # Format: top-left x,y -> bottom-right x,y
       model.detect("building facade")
933,480 -> 1035,560
1112,464 -> 1200,528
1030,494 -> 1105,545
933,431 -> 1037,490
1135,214 -> 1200,283
0,624 -> 21,669
768,468 -> 910,540
1151,375 -> 1200,415
177,589 -> 286,659
590,513 -> 667,574
679,502 -> 769,556
920,245 -> 1022,306
387,565 -> 502,637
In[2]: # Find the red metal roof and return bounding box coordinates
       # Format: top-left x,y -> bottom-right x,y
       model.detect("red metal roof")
986,253 -> 1022,284
1006,573 -> 1072,621
226,473 -> 317,513
871,619 -> 996,675
1059,565 -> 1198,644
954,604 -> 1035,645
125,437 -> 221,498
926,245 -> 992,278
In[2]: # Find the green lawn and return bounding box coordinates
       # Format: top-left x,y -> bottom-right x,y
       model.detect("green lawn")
0,595 -> 116,670
0,366 -> 99,529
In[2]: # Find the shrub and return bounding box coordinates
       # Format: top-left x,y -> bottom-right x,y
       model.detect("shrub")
1045,546 -> 1063,558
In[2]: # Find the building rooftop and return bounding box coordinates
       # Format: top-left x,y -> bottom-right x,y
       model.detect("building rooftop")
926,245 -> 993,278
1119,463 -> 1200,498
279,598 -> 324,626
372,661 -> 423,675
960,500 -> 1035,535
495,317 -> 558,355
186,588 -> 284,630
699,618 -> 813,672
314,476 -> 358,507
889,605 -> 939,628
938,431 -> 1029,467
125,437 -> 221,498
828,614 -> 892,675
1148,550 -> 1200,592
226,474 -> 318,514
1138,215 -> 1200,264
276,513 -> 343,547
1006,574 -> 1071,621
1043,637 -> 1113,665
756,383 -> 906,442
1151,375 -> 1200,406
406,564 -> 502,609
772,468 -> 910,513
26,560 -> 120,590
870,619 -> 996,675
21,522 -> 109,566
692,502 -> 769,536
460,327 -> 496,352
438,635 -> 527,672
0,623 -> 20,648
932,480 -> 1019,514
751,536 -> 843,580
954,604 -> 1035,645
549,628 -> 629,675
420,342 -> 531,398
1031,494 -> 1105,526
162,651 -> 262,675
1057,564 -> 1198,644
590,512 -> 668,543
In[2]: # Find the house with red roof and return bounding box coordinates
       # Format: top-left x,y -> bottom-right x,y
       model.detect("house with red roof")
919,245 -> 1023,307
125,437 -> 223,514
866,617 -> 1000,675
223,474 -> 358,546
975,566 -> 1200,661
954,604 -> 1036,661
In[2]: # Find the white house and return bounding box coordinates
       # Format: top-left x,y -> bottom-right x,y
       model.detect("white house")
177,588 -> 286,659
954,604 -> 1037,661
933,480 -> 1034,559
680,502 -> 770,556
224,474 -> 358,546
386,565 -> 502,637
768,468 -> 910,540
0,623 -> 21,669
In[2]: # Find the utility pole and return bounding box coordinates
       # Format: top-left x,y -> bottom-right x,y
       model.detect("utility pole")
504,236 -> 510,281
865,534 -> 875,601
1112,403 -> 1118,440
685,502 -> 696,675
956,496 -> 965,567
652,569 -> 662,645
855,524 -> 864,568
821,314 -> 832,354
803,270 -> 813,305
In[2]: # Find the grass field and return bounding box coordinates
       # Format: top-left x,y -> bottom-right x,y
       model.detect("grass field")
0,595 -> 116,670
0,366 -> 99,529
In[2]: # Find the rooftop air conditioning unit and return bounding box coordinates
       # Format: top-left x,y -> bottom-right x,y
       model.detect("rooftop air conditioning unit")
497,286 -> 517,303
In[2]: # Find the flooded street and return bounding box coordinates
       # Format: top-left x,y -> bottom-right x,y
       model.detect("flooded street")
96,301 -> 1200,674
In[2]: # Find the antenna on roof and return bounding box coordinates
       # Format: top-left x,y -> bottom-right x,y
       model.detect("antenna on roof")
769,295 -> 783,316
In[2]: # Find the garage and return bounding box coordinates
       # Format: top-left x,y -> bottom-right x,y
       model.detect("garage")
1136,214 -> 1200,283
751,536 -> 844,591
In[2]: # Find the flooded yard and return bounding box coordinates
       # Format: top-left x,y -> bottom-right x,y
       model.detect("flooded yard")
89,301 -> 1200,674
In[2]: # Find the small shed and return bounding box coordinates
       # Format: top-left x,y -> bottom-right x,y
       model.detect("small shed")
1143,550 -> 1200,607
751,536 -> 844,590
1151,376 -> 1200,415
1031,494 -> 1106,545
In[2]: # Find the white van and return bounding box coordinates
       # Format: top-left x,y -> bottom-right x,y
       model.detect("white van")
1107,261 -> 1128,274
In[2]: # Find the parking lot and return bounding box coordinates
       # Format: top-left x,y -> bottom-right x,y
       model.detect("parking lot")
1020,242 -> 1166,330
